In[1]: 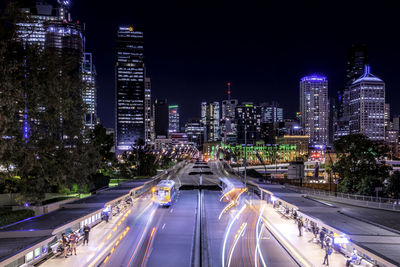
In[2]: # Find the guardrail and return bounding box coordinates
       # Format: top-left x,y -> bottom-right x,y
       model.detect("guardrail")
285,185 -> 400,211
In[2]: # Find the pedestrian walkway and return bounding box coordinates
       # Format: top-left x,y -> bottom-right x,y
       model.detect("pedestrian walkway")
41,210 -> 127,267
261,203 -> 347,267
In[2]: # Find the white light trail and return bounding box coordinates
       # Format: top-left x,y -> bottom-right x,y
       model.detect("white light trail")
222,204 -> 247,267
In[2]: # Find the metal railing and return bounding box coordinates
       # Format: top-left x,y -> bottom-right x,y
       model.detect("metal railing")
285,185 -> 400,211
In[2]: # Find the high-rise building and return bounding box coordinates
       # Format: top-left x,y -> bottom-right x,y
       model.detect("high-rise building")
221,99 -> 238,143
261,102 -> 283,123
201,102 -> 220,142
349,65 -> 385,141
16,0 -> 65,48
144,77 -> 152,144
235,102 -> 262,144
115,26 -> 145,152
168,105 -> 180,134
153,99 -> 169,138
185,118 -> 205,147
334,44 -> 369,141
299,75 -> 329,146
82,52 -> 96,129
346,43 -> 368,87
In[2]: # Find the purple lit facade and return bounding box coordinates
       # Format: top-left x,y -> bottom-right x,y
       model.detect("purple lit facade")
299,75 -> 329,146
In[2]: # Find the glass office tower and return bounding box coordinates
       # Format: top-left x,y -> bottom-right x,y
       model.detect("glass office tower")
115,26 -> 145,152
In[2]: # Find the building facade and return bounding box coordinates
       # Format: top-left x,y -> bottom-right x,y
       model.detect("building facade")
349,66 -> 385,141
261,102 -> 283,123
201,102 -> 220,142
144,77 -> 152,144
115,26 -> 145,152
299,75 -> 329,146
82,52 -> 97,129
235,103 -> 262,144
168,105 -> 180,134
153,99 -> 169,138
184,118 -> 205,147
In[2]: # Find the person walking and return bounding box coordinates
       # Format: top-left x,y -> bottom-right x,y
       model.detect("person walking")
323,245 -> 332,265
69,232 -> 78,255
61,233 -> 69,258
83,224 -> 91,246
293,210 -> 298,223
297,218 -> 303,237
319,230 -> 326,249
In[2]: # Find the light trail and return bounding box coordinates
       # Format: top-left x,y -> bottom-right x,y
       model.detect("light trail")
140,227 -> 156,267
227,222 -> 247,267
255,206 -> 267,267
126,208 -> 156,267
222,204 -> 247,267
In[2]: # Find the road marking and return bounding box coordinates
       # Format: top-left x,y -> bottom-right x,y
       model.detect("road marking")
170,208 -> 174,213
162,223 -> 166,230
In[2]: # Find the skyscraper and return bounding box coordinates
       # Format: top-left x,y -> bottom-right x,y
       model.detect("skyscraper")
16,0 -> 64,48
115,26 -> 145,152
334,44 -> 368,141
349,65 -> 385,141
235,102 -> 262,144
153,99 -> 169,138
82,52 -> 97,129
346,43 -> 368,87
300,75 -> 329,146
261,102 -> 283,123
185,118 -> 205,147
144,77 -> 152,144
201,102 -> 220,142
168,105 -> 180,134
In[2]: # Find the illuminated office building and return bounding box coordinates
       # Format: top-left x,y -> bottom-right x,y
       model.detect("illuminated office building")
201,102 -> 220,142
235,102 -> 262,144
16,0 -> 65,48
145,77 -> 152,143
168,105 -> 180,134
115,26 -> 145,152
82,52 -> 96,129
349,65 -> 385,141
299,75 -> 329,146
261,101 -> 283,123
185,118 -> 205,147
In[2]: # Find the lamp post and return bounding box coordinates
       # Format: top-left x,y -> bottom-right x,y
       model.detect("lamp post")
244,123 -> 247,187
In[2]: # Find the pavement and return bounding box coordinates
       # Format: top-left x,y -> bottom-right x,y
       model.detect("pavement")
261,201 -> 347,267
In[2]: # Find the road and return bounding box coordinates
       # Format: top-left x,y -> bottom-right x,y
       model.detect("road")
43,161 -> 300,267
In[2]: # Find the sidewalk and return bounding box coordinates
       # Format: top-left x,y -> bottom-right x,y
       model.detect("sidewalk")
40,209 -> 127,267
262,203 -> 347,267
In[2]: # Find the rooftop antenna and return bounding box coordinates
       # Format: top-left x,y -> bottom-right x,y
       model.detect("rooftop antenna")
227,82 -> 231,100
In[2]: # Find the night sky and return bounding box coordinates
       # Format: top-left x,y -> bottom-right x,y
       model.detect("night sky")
71,1 -> 400,129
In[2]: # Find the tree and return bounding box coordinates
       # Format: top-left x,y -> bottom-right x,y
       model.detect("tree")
0,2 -> 102,202
387,171 -> 400,200
333,134 -> 391,195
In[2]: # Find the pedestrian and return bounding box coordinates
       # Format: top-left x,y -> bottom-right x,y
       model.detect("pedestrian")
105,213 -> 109,223
83,224 -> 90,246
323,245 -> 332,265
69,232 -> 78,255
297,218 -> 303,237
293,210 -> 298,223
319,230 -> 325,249
61,233 -> 69,258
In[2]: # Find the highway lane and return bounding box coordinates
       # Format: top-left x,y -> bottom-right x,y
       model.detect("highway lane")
101,190 -> 198,267
97,161 -> 299,267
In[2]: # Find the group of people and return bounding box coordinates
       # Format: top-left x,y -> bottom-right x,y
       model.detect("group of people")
292,210 -> 334,265
59,224 -> 91,258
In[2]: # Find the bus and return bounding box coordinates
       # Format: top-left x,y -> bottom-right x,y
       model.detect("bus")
152,180 -> 176,206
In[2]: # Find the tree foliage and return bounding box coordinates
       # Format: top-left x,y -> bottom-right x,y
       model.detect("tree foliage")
0,2 -> 102,202
387,171 -> 400,200
333,134 -> 391,195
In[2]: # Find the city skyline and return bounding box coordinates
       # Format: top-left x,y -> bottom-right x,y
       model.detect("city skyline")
70,1 -> 400,128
